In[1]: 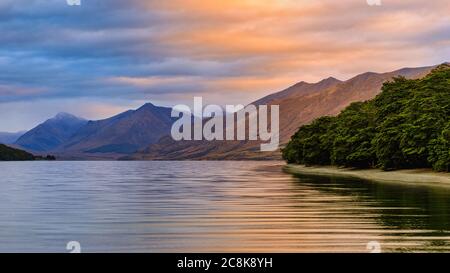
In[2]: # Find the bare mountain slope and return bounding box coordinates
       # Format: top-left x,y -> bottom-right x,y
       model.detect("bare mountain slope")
57,103 -> 174,158
131,64 -> 437,160
14,113 -> 87,152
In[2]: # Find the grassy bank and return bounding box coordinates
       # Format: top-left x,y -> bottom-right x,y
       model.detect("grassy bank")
284,164 -> 450,188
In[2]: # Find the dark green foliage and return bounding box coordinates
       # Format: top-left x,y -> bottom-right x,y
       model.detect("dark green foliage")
46,155 -> 56,160
428,122 -> 450,172
284,117 -> 334,164
331,102 -> 377,168
0,144 -> 56,161
283,116 -> 336,165
283,64 -> 450,172
0,144 -> 35,161
33,155 -> 57,161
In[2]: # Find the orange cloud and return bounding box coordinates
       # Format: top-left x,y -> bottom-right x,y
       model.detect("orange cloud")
138,0 -> 449,82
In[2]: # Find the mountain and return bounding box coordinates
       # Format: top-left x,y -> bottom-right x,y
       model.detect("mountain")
265,64 -> 435,144
0,131 -> 25,144
0,144 -> 35,161
131,64 -> 439,160
56,103 -> 175,158
283,63 -> 450,172
15,113 -> 87,152
11,64 -> 443,160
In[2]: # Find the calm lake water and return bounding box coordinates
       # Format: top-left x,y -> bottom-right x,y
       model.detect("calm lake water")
0,161 -> 450,253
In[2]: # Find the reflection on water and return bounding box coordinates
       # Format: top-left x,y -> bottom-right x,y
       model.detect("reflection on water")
0,161 -> 449,252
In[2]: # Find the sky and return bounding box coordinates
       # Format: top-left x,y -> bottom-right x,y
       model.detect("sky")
0,0 -> 449,132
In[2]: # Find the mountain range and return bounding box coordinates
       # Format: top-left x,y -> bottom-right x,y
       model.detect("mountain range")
56,103 -> 174,159
0,131 -> 25,145
130,64 -> 437,160
11,103 -> 174,159
15,112 -> 87,152
7,63 -> 444,160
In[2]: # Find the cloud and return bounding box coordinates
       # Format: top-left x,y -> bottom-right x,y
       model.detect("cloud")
0,0 -> 449,131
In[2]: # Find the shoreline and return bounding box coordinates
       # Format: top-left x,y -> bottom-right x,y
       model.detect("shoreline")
283,164 -> 450,188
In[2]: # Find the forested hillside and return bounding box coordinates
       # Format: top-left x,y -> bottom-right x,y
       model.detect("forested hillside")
283,64 -> 450,172
0,144 -> 35,161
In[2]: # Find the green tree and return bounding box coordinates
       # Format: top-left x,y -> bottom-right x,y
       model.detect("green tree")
429,122 -> 450,172
283,63 -> 450,172
282,116 -> 336,165
332,102 -> 377,168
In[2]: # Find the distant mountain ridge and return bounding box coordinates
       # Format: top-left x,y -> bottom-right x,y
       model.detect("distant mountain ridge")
11,63 -> 447,160
0,131 -> 25,144
57,103 -> 174,157
131,64 -> 440,160
15,113 -> 87,152
14,103 -> 175,159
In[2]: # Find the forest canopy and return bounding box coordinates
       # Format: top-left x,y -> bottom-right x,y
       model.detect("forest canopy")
282,64 -> 450,172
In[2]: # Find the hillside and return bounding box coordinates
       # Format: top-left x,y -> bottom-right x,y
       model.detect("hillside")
0,131 -> 25,144
11,64 -> 445,161
56,103 -> 175,158
132,64 -> 437,160
283,64 -> 450,172
15,113 -> 87,152
0,144 -> 35,161
11,103 -> 175,159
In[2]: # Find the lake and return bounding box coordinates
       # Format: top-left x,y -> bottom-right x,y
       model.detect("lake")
0,161 -> 450,252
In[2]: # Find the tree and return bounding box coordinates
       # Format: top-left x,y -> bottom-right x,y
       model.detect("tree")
282,116 -> 336,165
283,63 -> 450,172
332,102 -> 377,168
429,122 -> 450,172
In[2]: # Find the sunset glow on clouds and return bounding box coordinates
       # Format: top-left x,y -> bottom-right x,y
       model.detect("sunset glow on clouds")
0,0 -> 449,131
